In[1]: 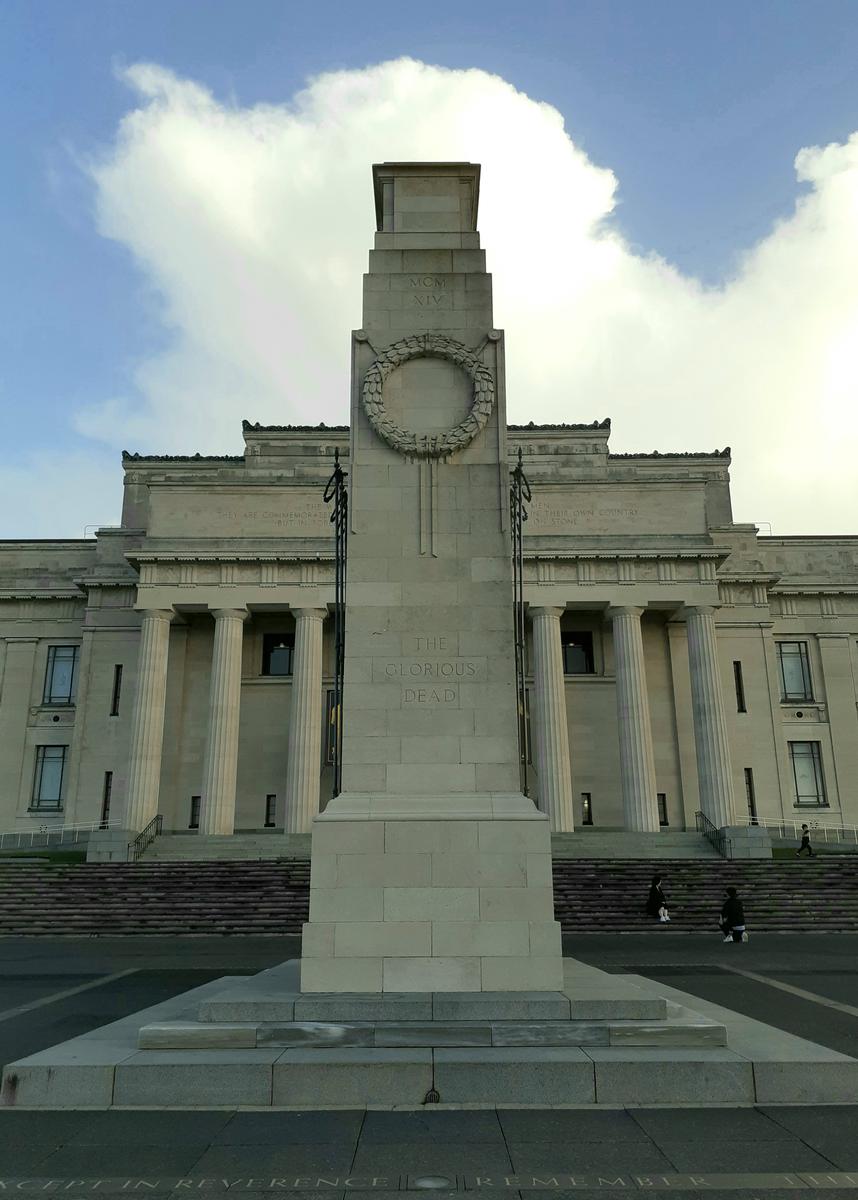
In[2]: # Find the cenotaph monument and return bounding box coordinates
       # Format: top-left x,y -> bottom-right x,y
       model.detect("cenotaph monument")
301,163 -> 563,992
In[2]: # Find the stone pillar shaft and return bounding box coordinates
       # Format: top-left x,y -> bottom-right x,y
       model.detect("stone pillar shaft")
530,607 -> 574,832
125,609 -> 172,832
286,609 -> 326,833
686,605 -> 735,828
608,606 -> 659,833
200,609 -> 247,836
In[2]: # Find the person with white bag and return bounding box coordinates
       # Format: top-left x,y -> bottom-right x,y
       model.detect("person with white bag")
720,886 -> 748,943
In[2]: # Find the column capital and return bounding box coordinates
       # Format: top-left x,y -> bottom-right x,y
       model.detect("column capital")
135,607 -> 174,622
291,607 -> 327,622
209,607 -> 249,621
685,604 -> 717,618
529,606 -> 565,621
606,605 -> 645,621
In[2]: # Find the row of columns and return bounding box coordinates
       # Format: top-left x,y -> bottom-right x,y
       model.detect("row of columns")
531,605 -> 735,833
124,607 -> 327,835
124,601 -> 734,837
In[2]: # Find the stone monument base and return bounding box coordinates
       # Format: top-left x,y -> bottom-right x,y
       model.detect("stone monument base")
300,792 -> 563,993
7,957 -> 858,1108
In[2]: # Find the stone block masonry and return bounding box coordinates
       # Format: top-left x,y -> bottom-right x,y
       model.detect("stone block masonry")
300,163 -> 563,992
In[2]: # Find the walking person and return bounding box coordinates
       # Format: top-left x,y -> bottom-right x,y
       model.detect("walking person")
720,886 -> 747,943
646,874 -> 670,923
796,824 -> 815,857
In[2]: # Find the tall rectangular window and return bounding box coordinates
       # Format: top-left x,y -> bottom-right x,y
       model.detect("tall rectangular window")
42,646 -> 79,705
326,689 -> 339,765
189,795 -> 201,829
777,641 -> 813,702
657,793 -> 669,826
562,632 -> 595,675
100,771 -> 113,828
744,767 -> 757,822
265,794 -> 277,828
581,793 -> 593,825
109,665 -> 123,716
262,634 -> 294,676
31,746 -> 67,811
733,661 -> 747,713
789,742 -> 827,806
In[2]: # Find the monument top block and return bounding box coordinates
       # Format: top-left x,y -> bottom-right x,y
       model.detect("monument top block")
372,161 -> 481,235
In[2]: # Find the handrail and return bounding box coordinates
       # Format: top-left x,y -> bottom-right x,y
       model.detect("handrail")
695,810 -> 731,859
747,816 -> 858,845
0,819 -> 122,850
128,815 -> 163,863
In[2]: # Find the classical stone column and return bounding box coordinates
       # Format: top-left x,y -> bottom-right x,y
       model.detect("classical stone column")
686,605 -> 735,828
607,606 -> 660,833
200,608 -> 248,836
286,608 -> 326,833
530,607 -> 574,831
125,609 -> 173,832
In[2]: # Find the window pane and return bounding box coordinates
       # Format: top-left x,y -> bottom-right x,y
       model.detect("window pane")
326,690 -> 339,765
562,632 -> 594,674
790,742 -> 826,805
110,665 -> 123,716
778,642 -> 812,701
657,793 -> 669,826
262,634 -> 294,676
733,661 -> 746,712
744,767 -> 757,821
43,646 -> 78,704
33,745 -> 66,808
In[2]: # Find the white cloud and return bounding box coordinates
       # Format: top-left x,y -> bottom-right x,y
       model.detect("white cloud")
27,58 -> 858,532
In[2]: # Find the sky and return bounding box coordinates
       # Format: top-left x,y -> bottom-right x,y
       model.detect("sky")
1,0 -> 857,537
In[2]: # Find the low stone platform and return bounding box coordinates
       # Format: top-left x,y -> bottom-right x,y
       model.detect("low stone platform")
3,957 -> 858,1109
194,959 -> 667,1023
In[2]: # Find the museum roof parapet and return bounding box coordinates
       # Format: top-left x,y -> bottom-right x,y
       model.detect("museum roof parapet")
122,452 -> 244,463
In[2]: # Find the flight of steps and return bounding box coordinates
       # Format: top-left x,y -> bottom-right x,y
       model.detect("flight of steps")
552,831 -> 721,859
143,833 -> 311,861
551,858 -> 858,932
0,860 -> 310,936
0,857 -> 857,936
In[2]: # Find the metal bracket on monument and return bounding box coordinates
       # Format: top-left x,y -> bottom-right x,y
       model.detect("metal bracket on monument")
510,446 -> 532,796
323,449 -> 348,798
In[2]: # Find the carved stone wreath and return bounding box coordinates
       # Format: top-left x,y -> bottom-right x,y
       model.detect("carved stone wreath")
362,333 -> 495,459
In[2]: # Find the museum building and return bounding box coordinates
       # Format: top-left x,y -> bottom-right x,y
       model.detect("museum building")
1,167 -> 857,848
2,419 -> 857,844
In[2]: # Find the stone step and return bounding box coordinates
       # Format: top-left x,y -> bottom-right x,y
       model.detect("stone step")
138,1015 -> 727,1051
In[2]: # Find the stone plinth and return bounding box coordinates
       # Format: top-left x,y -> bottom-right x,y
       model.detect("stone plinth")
300,792 -> 563,993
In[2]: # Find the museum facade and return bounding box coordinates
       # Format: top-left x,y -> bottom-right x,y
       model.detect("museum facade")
2,416 -> 857,840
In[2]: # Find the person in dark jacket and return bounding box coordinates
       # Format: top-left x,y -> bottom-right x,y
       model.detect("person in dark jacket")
796,824 -> 815,857
720,887 -> 747,943
646,874 -> 670,923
